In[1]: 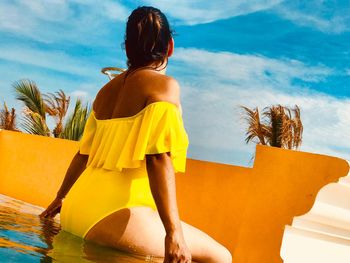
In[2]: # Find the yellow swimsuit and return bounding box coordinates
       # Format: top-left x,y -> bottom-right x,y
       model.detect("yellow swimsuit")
60,101 -> 189,239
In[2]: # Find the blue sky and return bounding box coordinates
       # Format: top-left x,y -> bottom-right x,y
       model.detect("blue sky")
0,0 -> 349,167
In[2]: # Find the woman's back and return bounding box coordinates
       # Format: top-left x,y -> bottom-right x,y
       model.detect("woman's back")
93,70 -> 181,121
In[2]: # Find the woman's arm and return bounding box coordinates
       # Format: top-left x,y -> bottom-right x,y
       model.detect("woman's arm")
40,151 -> 88,219
56,151 -> 89,199
146,152 -> 191,262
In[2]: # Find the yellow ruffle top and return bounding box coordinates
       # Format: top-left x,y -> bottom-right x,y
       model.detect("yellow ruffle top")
78,101 -> 189,173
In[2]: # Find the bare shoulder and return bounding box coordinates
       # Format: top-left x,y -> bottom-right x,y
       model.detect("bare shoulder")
148,75 -> 181,107
92,75 -> 121,109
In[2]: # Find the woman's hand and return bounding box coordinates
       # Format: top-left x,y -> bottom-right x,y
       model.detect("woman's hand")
39,197 -> 62,219
164,231 -> 192,263
39,152 -> 88,220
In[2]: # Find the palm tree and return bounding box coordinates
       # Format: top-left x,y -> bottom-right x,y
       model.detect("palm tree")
13,79 -> 50,136
13,78 -> 90,140
240,104 -> 303,150
43,89 -> 70,138
60,98 -> 90,141
0,102 -> 20,131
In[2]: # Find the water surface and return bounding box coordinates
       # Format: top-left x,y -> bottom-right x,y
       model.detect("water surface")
0,194 -> 162,262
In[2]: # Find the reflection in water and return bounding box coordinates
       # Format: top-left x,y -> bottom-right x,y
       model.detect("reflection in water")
0,194 -> 162,262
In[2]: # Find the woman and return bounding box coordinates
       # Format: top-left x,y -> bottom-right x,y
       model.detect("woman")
40,6 -> 232,263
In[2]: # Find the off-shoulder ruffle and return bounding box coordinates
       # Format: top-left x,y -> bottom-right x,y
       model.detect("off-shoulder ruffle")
78,102 -> 189,173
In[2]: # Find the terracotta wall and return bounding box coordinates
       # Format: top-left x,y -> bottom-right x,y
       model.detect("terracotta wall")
0,130 -> 348,262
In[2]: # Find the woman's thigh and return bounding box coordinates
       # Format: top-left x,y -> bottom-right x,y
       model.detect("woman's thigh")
84,207 -> 232,263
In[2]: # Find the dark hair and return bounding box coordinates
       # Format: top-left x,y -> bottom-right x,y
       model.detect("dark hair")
124,6 -> 173,72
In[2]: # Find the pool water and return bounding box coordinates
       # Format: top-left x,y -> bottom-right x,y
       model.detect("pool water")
0,194 -> 162,262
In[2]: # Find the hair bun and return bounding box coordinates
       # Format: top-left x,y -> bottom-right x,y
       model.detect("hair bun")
125,6 -> 172,69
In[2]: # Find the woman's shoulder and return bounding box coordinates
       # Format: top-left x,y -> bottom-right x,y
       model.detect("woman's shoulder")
92,72 -> 181,110
147,75 -> 181,107
91,74 -> 125,109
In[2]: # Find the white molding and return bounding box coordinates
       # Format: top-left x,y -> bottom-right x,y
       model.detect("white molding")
281,161 -> 350,262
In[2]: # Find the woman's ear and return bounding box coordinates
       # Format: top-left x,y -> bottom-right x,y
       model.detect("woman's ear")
167,37 -> 174,57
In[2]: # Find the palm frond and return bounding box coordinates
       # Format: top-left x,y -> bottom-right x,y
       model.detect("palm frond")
13,79 -> 46,119
240,105 -> 266,145
42,89 -> 70,137
291,105 -> 303,149
13,79 -> 51,135
20,109 -> 50,136
60,99 -> 90,141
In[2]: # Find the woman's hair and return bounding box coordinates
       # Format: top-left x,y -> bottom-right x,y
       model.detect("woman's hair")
124,6 -> 174,71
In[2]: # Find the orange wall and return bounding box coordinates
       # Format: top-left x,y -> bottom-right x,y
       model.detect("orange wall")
0,130 -> 348,263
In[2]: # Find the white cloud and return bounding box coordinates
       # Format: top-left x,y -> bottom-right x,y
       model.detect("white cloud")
70,90 -> 89,100
173,48 -> 332,90
0,0 -> 283,38
0,2 -> 37,33
0,0 -> 285,45
170,48 -> 350,165
103,1 -> 130,22
144,0 -> 283,25
275,1 -> 350,34
20,0 -> 72,22
0,0 -> 129,44
2,0 -> 348,48
0,44 -> 98,77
